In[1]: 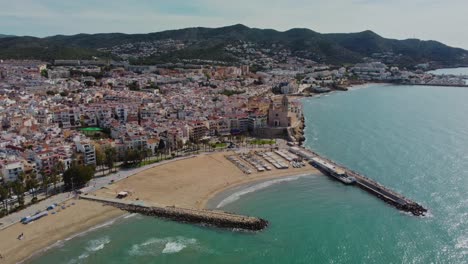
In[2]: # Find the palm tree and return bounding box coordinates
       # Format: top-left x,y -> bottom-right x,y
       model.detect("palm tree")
12,179 -> 25,207
5,182 -> 14,212
95,148 -> 106,174
49,173 -> 59,194
104,147 -> 117,174
51,161 -> 65,193
40,169 -> 50,197
144,148 -> 152,164
25,173 -> 38,198
0,184 -> 9,215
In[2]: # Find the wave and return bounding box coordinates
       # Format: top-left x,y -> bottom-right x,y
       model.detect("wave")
162,241 -> 187,254
216,174 -> 314,208
87,236 -> 111,252
67,236 -> 111,264
20,214 -> 127,264
124,213 -> 139,219
129,236 -> 197,256
64,216 -> 122,242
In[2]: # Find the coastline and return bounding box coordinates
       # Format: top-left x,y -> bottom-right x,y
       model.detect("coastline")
19,212 -> 131,264
0,200 -> 125,264
10,82 -> 441,263
2,151 -> 321,264
203,173 -> 318,210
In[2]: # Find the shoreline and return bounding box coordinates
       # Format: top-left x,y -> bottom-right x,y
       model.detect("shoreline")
12,82 -> 419,263
22,170 -> 320,263
3,151 -> 321,264
0,200 -> 125,264
24,171 -> 319,264
204,173 -> 318,210
19,212 -> 131,264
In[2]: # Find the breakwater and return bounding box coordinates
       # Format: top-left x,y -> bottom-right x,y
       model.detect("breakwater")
80,195 -> 268,231
290,147 -> 428,216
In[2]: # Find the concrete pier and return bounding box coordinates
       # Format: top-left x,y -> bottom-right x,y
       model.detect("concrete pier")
290,147 -> 428,216
80,195 -> 268,231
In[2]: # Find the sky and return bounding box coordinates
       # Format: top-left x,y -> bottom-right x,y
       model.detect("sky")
1,0 -> 468,49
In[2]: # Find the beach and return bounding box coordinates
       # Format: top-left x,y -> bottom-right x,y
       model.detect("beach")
0,200 -> 124,264
92,151 -> 318,209
0,151 -> 319,264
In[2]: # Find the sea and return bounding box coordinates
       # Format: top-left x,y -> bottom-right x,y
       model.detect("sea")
29,83 -> 468,264
427,67 -> 468,76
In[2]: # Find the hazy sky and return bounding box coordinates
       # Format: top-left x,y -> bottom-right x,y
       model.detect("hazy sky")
2,0 -> 467,49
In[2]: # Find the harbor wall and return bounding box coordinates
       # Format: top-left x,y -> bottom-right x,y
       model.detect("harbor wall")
80,196 -> 268,231
293,147 -> 428,216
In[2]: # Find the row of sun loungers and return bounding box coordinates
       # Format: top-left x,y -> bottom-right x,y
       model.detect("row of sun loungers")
256,152 -> 289,169
226,155 -> 252,174
274,150 -> 300,162
239,154 -> 272,172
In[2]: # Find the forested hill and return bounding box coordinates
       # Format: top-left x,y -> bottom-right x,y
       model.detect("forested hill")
1,24 -> 467,68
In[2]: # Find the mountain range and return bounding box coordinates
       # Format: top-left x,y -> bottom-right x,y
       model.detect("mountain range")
1,24 -> 467,68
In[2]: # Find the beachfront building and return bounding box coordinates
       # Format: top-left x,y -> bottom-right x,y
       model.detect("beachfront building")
33,150 -> 59,174
0,161 -> 24,182
188,122 -> 208,142
248,114 -> 268,131
75,140 -> 96,166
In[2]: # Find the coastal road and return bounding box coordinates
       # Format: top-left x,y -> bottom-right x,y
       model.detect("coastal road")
0,155 -> 197,230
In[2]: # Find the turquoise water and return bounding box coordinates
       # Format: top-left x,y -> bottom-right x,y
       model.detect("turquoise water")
30,84 -> 468,263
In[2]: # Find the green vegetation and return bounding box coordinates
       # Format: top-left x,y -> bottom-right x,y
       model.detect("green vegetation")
295,73 -> 306,83
0,24 -> 466,67
211,142 -> 228,149
40,69 -> 48,78
79,127 -> 103,132
249,139 -> 276,145
63,164 -> 95,191
104,147 -> 117,174
136,44 -> 239,65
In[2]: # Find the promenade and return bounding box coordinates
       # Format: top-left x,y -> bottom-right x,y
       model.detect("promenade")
0,155 -> 196,230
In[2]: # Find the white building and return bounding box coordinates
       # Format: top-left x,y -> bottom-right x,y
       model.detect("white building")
1,161 -> 24,182
75,141 -> 96,166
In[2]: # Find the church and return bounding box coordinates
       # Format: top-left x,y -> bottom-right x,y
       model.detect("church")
267,95 -> 291,128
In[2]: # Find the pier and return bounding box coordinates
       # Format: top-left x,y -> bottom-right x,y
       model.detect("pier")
289,147 -> 427,216
80,195 -> 268,231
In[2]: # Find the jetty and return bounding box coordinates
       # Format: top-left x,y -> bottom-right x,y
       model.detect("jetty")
289,147 -> 427,216
80,195 -> 268,231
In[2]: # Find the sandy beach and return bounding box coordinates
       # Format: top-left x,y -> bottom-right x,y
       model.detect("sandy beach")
0,200 -> 124,264
93,151 -> 318,209
0,151 -> 319,264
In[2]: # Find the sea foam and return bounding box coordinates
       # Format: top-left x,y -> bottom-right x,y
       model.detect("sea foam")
67,236 -> 111,264
162,241 -> 187,254
86,236 -> 111,252
216,174 -> 313,209
129,236 -> 197,256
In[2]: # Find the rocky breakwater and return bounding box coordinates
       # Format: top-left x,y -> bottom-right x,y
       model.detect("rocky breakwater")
80,195 -> 268,231
347,170 -> 428,216
115,204 -> 269,231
